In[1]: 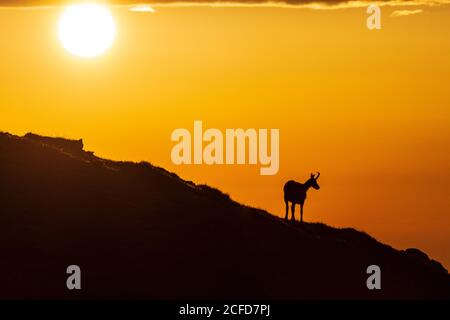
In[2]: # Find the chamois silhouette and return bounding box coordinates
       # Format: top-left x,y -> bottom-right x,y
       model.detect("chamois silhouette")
284,172 -> 320,222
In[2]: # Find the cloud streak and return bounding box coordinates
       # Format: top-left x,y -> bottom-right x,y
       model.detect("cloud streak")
1,0 -> 450,10
129,4 -> 155,11
391,8 -> 424,15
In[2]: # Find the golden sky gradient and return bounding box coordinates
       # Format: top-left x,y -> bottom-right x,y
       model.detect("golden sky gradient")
1,4 -> 449,268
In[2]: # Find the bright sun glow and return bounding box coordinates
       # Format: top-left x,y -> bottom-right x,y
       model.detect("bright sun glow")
58,4 -> 116,58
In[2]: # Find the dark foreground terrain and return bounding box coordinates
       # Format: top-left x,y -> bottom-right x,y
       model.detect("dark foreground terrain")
0,132 -> 449,299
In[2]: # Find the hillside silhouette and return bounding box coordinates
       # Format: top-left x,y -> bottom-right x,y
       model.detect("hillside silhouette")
0,132 -> 449,299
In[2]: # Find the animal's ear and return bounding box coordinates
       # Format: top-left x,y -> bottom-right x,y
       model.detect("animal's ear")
310,173 -> 314,178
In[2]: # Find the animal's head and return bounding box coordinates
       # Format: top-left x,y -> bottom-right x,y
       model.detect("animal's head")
308,172 -> 320,190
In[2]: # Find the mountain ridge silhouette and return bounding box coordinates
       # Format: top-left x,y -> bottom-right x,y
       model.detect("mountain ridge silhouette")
0,131 -> 449,299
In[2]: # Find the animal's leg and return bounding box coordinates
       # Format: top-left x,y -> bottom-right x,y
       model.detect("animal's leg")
291,203 -> 296,221
300,203 -> 304,223
285,201 -> 289,220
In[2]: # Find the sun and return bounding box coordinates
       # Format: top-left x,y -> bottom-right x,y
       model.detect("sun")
58,4 -> 116,58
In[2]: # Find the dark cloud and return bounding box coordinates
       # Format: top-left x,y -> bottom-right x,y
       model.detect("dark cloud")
0,0 -> 401,7
0,0 -> 445,8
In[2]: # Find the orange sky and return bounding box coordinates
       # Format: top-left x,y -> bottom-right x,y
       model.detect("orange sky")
1,4 -> 449,268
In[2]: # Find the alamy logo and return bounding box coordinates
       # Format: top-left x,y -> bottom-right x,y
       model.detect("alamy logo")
367,5 -> 381,30
171,121 -> 280,175
366,265 -> 381,290
66,265 -> 81,290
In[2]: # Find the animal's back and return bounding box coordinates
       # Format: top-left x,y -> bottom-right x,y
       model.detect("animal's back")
283,180 -> 296,192
284,180 -> 298,201
284,180 -> 306,203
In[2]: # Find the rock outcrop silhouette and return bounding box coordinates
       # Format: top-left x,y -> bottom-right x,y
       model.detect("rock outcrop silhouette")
0,132 -> 449,299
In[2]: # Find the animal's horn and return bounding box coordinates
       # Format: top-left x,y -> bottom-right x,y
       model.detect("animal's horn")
315,172 -> 320,179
